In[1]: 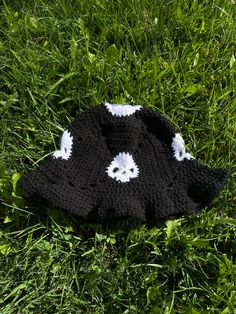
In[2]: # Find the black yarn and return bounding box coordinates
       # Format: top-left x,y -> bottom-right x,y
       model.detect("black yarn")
20,103 -> 230,223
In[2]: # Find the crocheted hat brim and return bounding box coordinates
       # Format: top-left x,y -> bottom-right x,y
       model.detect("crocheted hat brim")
20,159 -> 229,223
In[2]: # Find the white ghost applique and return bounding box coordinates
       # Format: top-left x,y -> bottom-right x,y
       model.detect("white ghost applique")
53,130 -> 73,160
104,103 -> 142,117
171,133 -> 195,161
106,152 -> 139,183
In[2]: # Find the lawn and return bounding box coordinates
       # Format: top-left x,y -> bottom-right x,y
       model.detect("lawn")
0,0 -> 235,313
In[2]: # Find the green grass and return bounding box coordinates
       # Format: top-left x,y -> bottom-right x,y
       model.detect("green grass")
0,0 -> 235,313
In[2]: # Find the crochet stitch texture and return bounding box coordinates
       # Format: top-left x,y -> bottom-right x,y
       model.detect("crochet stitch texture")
20,103 -> 229,223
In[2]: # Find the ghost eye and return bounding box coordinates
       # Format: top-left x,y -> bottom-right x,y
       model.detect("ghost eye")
113,167 -> 119,173
130,168 -> 134,172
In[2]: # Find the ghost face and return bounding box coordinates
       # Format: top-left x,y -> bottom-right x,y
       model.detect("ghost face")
171,133 -> 195,161
52,130 -> 73,160
106,152 -> 139,183
104,103 -> 142,117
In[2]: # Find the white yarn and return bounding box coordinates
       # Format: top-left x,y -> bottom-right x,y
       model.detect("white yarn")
171,133 -> 195,161
104,103 -> 142,117
106,152 -> 139,183
53,130 -> 73,160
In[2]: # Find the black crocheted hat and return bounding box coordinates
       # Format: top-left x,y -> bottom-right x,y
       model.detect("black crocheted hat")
20,103 -> 229,223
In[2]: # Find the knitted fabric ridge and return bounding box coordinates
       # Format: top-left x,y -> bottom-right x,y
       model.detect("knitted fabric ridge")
20,103 -> 230,223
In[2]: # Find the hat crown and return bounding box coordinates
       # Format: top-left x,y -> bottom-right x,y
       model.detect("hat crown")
101,119 -> 142,153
